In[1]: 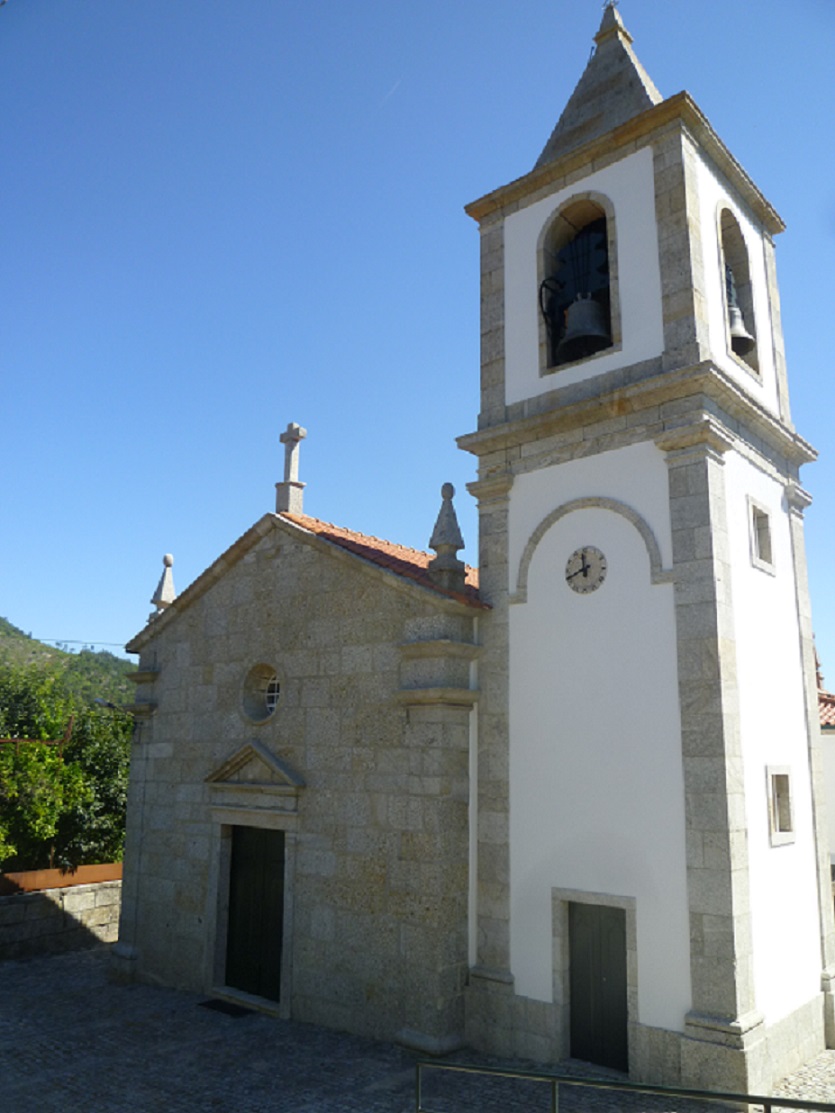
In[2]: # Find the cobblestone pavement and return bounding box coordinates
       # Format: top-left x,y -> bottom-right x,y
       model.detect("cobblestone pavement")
1,946 -> 834,1112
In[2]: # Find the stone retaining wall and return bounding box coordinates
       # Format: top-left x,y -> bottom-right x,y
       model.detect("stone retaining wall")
0,880 -> 121,961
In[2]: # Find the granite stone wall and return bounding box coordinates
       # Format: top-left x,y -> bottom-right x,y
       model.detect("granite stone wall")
118,518 -> 479,1052
0,880 -> 121,961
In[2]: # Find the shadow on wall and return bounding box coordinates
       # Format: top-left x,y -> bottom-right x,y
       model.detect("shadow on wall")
0,880 -> 122,961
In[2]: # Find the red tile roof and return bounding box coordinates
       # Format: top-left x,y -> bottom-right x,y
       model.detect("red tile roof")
280,512 -> 486,609
820,689 -> 835,729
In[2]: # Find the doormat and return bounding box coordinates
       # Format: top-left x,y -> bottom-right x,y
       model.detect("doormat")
199,998 -> 254,1018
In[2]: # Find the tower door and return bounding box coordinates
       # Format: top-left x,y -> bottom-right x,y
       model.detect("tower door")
569,902 -> 628,1071
225,826 -> 285,1002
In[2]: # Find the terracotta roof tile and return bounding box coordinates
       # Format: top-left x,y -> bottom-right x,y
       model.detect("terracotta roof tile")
280,512 -> 486,609
820,689 -> 835,728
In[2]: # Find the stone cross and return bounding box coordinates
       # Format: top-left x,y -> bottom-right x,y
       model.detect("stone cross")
280,422 -> 307,483
276,421 -> 307,514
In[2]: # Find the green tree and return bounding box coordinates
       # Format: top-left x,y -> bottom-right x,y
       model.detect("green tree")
0,744 -> 89,868
0,663 -> 132,871
0,663 -> 74,741
53,706 -> 132,868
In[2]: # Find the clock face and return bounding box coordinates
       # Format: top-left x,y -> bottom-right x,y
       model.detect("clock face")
565,546 -> 607,594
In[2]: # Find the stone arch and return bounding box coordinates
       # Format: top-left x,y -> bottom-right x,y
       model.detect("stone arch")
536,191 -> 621,373
510,496 -> 673,604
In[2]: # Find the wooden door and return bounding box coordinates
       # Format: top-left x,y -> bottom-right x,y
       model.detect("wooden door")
569,902 -> 628,1071
225,826 -> 285,1002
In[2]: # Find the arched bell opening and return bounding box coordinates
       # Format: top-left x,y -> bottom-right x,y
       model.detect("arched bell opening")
720,208 -> 759,373
539,198 -> 614,370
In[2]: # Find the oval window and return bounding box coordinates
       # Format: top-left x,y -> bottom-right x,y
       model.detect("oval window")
242,664 -> 280,723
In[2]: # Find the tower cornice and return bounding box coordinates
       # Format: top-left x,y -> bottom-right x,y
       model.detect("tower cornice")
457,360 -> 814,468
466,92 -> 784,236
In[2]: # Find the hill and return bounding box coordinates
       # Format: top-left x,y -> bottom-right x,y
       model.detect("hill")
0,618 -> 135,707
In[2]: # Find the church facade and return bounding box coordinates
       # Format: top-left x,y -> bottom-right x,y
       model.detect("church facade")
116,5 -> 835,1094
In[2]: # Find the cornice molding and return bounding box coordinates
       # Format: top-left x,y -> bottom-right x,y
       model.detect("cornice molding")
466,474 -> 514,505
458,362 -> 816,470
785,482 -> 813,515
395,687 -> 478,709
125,702 -> 157,719
398,639 -> 481,662
128,670 -> 160,685
655,416 -> 735,457
465,92 -> 783,236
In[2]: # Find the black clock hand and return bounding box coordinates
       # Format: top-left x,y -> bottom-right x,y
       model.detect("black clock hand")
567,553 -> 592,580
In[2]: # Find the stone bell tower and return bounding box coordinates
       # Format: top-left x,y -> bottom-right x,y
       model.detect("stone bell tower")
460,4 -> 835,1093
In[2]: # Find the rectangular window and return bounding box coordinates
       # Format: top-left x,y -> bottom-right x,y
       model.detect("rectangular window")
749,499 -> 774,572
767,766 -> 794,846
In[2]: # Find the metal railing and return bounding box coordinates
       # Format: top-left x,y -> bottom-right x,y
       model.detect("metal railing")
415,1060 -> 835,1113
0,715 -> 74,756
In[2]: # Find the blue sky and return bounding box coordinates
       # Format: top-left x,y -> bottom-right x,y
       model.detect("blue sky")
3,0 -> 834,673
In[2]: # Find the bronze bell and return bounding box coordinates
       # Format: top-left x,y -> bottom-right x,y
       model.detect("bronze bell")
728,305 -> 756,357
725,264 -> 755,357
555,293 -> 612,365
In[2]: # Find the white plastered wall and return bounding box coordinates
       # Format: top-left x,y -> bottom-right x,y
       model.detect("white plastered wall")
723,452 -> 822,1022
503,147 -> 664,407
507,442 -> 692,1031
693,147 -> 780,415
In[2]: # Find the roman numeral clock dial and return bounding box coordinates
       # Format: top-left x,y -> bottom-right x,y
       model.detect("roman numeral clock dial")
565,546 -> 607,594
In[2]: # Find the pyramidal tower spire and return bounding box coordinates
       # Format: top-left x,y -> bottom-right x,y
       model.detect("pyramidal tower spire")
535,2 -> 662,168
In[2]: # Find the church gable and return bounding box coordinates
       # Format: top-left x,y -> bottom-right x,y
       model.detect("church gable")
128,487 -> 482,656
127,488 -> 482,754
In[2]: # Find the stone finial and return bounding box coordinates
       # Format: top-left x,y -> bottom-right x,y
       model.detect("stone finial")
595,1 -> 632,47
276,421 -> 307,514
428,483 -> 466,593
151,553 -> 176,616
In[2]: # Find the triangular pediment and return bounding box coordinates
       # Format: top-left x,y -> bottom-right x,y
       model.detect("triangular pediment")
206,740 -> 305,789
535,5 -> 662,169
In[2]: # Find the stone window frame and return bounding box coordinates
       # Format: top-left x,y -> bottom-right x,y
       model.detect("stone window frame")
241,663 -> 282,724
551,887 -> 638,1064
536,191 -> 621,377
717,204 -> 760,376
747,496 -> 775,575
766,765 -> 795,847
